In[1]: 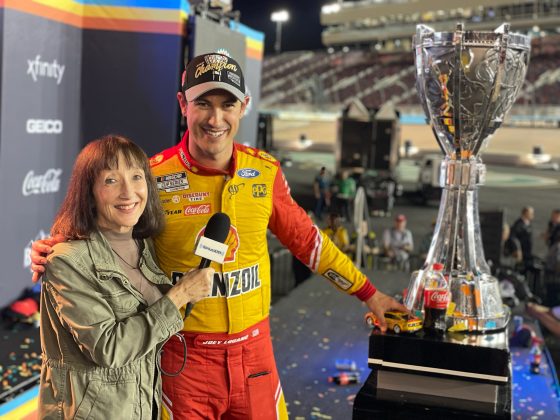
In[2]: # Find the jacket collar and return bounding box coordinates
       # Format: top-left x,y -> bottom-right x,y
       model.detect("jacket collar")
178,130 -> 238,177
86,230 -> 149,277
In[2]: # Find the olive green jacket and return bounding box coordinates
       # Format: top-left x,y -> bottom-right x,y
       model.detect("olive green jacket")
39,230 -> 183,420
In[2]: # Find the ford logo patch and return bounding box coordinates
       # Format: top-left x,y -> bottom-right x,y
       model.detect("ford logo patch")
237,168 -> 260,179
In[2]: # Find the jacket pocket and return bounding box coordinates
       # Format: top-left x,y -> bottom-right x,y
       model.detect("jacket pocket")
74,378 -> 138,420
103,290 -> 139,314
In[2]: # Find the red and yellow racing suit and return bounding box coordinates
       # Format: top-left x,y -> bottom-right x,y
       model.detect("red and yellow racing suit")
150,131 -> 376,419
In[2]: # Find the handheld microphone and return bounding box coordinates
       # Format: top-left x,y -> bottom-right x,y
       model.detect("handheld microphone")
184,212 -> 231,318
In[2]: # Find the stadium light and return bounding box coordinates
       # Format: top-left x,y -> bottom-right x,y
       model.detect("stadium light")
271,10 -> 289,54
322,3 -> 341,14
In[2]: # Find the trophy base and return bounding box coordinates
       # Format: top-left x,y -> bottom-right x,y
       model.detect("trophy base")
448,309 -> 510,333
353,328 -> 512,419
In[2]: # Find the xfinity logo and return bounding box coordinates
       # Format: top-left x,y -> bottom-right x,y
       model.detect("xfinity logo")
27,55 -> 65,85
22,168 -> 62,196
26,119 -> 63,134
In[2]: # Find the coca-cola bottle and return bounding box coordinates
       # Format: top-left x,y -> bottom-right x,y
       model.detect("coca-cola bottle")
423,263 -> 450,334
327,372 -> 360,385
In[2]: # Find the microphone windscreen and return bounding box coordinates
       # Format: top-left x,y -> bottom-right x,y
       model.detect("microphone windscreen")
203,212 -> 231,243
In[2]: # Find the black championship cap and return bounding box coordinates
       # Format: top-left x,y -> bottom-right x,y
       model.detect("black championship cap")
183,53 -> 246,102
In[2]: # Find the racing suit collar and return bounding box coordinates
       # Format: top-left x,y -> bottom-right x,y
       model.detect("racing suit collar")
178,130 -> 238,177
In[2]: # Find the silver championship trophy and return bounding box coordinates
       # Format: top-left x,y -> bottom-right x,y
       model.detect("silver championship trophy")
405,23 -> 531,332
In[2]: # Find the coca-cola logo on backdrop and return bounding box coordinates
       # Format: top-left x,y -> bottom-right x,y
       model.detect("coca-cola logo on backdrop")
22,168 -> 62,196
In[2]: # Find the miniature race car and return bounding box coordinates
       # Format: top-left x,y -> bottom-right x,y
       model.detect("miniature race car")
364,310 -> 422,334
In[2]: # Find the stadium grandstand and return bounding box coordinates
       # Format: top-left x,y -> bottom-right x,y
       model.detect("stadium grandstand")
261,0 -> 560,160
264,1 -> 560,110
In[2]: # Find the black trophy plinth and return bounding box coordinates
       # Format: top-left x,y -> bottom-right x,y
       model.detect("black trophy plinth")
353,329 -> 511,419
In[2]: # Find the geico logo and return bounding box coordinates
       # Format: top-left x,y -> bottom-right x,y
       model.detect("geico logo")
26,119 -> 63,134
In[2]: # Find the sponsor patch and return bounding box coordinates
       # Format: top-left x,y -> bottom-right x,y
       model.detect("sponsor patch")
184,203 -> 211,216
323,269 -> 352,290
227,71 -> 241,86
179,148 -> 191,169
237,168 -> 260,179
150,154 -> 164,166
164,209 -> 183,216
252,184 -> 267,198
172,195 -> 181,204
228,183 -> 245,198
183,192 -> 209,202
156,172 -> 189,192
258,151 -> 276,163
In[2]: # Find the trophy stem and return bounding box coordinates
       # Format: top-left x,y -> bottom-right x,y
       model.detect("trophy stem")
405,157 -> 507,332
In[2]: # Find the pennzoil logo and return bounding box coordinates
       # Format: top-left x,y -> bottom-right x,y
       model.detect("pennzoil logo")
252,184 -> 267,198
172,264 -> 261,298
196,54 -> 237,79
156,172 -> 189,192
324,269 -> 352,290
228,183 -> 245,198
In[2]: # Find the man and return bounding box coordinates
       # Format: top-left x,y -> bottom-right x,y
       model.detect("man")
32,53 -> 406,419
545,209 -> 560,249
509,206 -> 535,267
334,170 -> 356,222
382,214 -> 414,270
313,166 -> 330,220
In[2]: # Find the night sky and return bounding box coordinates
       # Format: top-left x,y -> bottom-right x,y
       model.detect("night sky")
233,0 -> 326,53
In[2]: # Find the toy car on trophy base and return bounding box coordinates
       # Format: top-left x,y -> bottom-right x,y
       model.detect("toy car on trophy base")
364,311 -> 422,334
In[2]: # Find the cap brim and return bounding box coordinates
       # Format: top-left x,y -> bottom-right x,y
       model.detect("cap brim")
185,81 -> 245,102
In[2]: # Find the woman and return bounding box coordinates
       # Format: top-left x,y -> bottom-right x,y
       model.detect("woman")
39,135 -> 213,419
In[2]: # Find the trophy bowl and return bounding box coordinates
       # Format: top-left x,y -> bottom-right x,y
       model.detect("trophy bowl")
404,23 -> 531,332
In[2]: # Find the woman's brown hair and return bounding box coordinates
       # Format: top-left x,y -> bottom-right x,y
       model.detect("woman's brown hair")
51,135 -> 164,239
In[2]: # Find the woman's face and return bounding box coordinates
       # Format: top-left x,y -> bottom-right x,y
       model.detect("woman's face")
93,153 -> 148,233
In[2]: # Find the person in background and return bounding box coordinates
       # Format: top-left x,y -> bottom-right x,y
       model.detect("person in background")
313,166 -> 331,220
32,53 -> 407,420
323,212 -> 351,254
509,206 -> 535,269
38,136 -> 213,419
334,170 -> 356,222
382,214 -> 414,270
502,222 -> 523,269
545,209 -> 560,249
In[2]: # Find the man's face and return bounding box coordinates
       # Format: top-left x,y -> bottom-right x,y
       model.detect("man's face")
178,89 -> 248,160
395,219 -> 406,230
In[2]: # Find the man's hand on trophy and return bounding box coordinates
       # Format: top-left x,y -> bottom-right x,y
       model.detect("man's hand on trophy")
30,235 -> 64,282
365,291 -> 409,333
